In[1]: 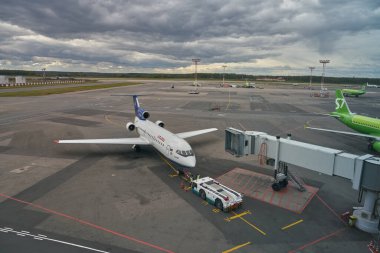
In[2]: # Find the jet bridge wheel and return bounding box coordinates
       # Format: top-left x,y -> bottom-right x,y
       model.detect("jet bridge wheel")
272,182 -> 281,191
279,179 -> 288,187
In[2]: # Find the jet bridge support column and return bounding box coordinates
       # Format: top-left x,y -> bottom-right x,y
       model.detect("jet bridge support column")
353,158 -> 380,233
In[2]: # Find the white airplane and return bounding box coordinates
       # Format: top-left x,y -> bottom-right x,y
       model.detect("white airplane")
55,95 -> 217,168
366,82 -> 379,88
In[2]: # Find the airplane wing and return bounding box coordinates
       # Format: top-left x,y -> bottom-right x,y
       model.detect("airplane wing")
176,128 -> 218,139
54,137 -> 150,145
306,127 -> 380,141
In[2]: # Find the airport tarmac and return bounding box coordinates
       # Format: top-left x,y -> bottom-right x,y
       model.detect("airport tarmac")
0,80 -> 379,253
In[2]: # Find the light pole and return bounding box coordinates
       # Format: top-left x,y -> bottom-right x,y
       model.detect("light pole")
309,66 -> 315,90
192,59 -> 200,90
41,68 -> 46,82
222,65 -> 227,86
319,60 -> 330,91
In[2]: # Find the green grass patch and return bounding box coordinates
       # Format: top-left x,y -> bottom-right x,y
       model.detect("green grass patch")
0,82 -> 140,97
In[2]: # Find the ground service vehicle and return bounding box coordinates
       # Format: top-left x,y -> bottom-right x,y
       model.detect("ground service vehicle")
191,177 -> 243,212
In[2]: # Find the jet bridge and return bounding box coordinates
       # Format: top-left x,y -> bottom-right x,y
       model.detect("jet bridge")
225,127 -> 380,233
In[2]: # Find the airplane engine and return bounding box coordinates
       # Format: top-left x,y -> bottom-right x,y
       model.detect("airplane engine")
372,141 -> 380,153
142,111 -> 150,119
137,107 -> 150,119
155,120 -> 165,128
126,122 -> 135,131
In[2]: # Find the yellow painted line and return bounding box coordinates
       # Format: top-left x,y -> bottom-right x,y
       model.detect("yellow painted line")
156,152 -> 179,175
281,219 -> 304,230
222,242 -> 251,253
202,201 -> 208,206
232,211 -> 266,236
212,208 -> 221,213
181,176 -> 191,182
224,210 -> 251,222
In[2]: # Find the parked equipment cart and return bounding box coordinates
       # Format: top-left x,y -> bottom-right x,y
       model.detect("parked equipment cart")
191,177 -> 243,212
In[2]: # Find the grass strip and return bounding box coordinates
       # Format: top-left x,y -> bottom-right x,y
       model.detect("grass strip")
0,82 -> 140,97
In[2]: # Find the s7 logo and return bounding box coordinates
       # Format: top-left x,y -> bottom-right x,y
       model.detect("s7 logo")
335,98 -> 346,110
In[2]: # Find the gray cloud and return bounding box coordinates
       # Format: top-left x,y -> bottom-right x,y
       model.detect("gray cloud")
0,0 -> 380,76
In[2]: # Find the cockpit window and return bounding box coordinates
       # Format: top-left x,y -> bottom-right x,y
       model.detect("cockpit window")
176,149 -> 194,157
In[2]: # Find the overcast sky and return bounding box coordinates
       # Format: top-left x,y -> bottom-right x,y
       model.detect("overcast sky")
1,0 -> 380,77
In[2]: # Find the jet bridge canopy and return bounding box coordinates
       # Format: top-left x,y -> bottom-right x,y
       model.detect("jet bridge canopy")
225,127 -> 379,187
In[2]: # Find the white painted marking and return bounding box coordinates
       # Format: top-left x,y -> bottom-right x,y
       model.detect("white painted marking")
0,227 -> 109,253
10,165 -> 32,174
0,227 -> 13,232
45,238 -> 110,253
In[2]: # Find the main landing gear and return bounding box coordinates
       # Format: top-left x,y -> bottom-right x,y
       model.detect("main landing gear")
132,145 -> 141,152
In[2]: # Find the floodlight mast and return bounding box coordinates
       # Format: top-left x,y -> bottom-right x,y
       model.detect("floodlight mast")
309,66 -> 315,90
222,65 -> 227,86
319,60 -> 330,90
192,59 -> 200,90
41,68 -> 46,82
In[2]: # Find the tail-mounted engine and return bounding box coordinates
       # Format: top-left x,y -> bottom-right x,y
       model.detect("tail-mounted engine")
126,122 -> 135,131
155,120 -> 165,128
137,108 -> 150,120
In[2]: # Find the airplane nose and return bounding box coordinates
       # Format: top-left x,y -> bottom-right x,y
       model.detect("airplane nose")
187,157 -> 196,168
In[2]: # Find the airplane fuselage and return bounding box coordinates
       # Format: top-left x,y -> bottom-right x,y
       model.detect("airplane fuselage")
342,88 -> 366,97
335,113 -> 380,137
135,117 -> 196,168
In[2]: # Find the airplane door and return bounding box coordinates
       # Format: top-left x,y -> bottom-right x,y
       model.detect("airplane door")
166,145 -> 173,156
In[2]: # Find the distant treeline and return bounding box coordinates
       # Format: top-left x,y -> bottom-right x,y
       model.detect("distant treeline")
0,70 -> 379,84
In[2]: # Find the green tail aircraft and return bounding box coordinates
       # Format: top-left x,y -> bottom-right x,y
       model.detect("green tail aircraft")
306,89 -> 380,152
342,84 -> 366,97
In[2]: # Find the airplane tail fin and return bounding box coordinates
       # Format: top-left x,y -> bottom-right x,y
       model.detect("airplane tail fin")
335,90 -> 351,114
111,94 -> 150,120
132,95 -> 150,120
132,95 -> 140,115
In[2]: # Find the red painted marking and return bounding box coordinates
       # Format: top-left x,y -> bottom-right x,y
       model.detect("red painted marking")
286,187 -> 296,210
227,172 -> 240,185
278,189 -> 285,207
315,194 -> 347,224
260,185 -> 270,201
53,140 -> 59,144
0,193 -> 175,253
242,176 -> 253,190
232,173 -> 243,184
246,176 -> 258,193
288,228 -> 346,253
295,187 -> 303,211
158,135 -> 165,142
268,189 -> 276,204
297,187 -> 318,214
